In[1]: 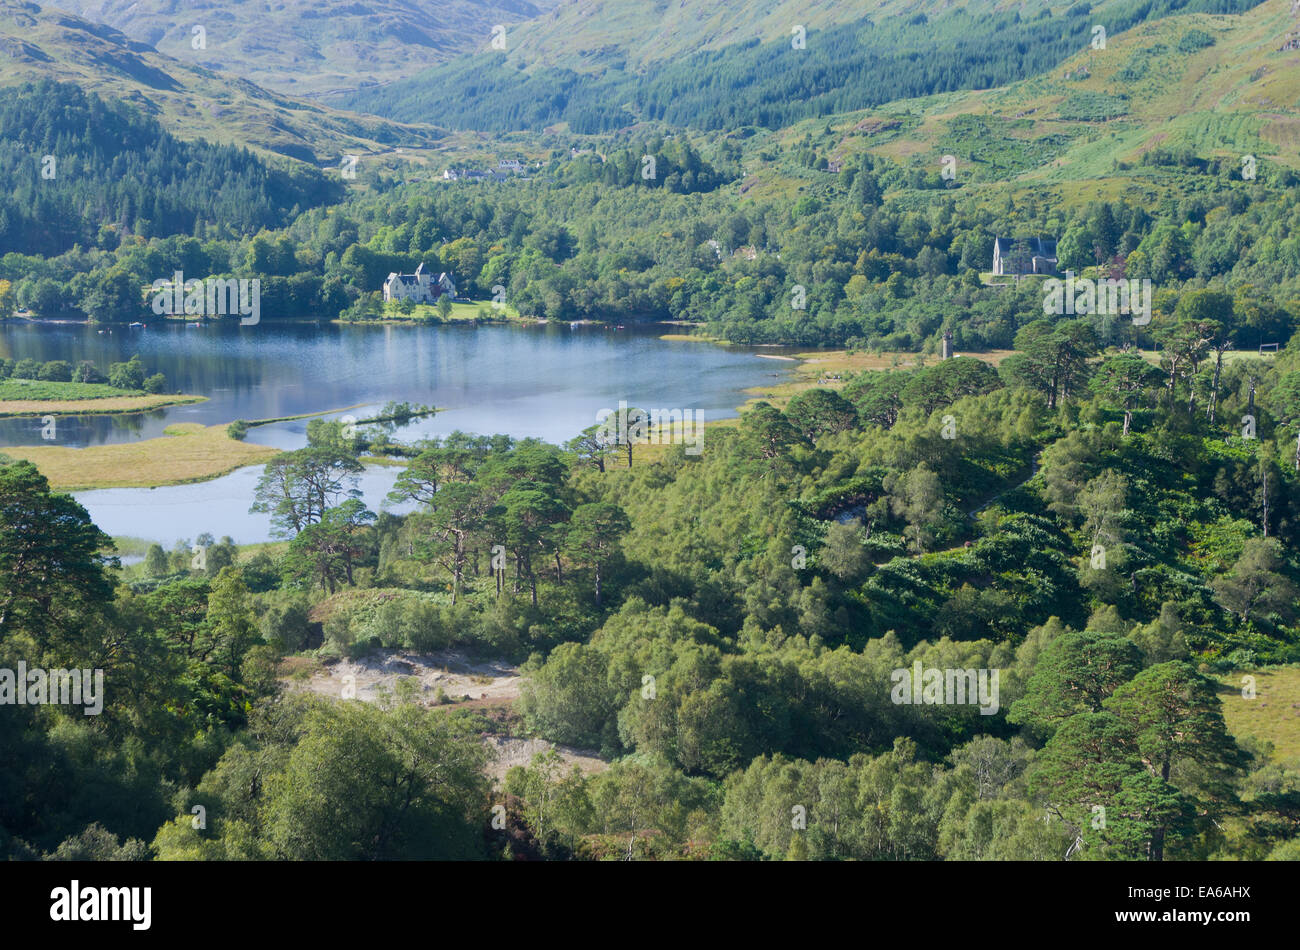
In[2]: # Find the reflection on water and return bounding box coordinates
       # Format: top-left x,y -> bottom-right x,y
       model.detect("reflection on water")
75,464 -> 415,546
5,319 -> 799,543
0,320 -> 798,447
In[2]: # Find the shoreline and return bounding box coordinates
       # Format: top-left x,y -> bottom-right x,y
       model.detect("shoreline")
0,393 -> 206,418
0,333 -> 945,493
3,422 -> 279,492
0,402 -> 439,492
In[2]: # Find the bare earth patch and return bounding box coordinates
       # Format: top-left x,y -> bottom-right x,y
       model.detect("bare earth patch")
484,737 -> 607,784
283,649 -> 608,783
292,649 -> 522,705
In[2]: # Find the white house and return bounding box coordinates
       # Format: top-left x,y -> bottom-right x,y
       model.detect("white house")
443,168 -> 492,181
992,236 -> 1058,276
382,263 -> 457,304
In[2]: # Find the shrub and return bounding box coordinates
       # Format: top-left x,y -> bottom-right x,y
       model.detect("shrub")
108,355 -> 146,390
37,360 -> 72,382
403,599 -> 451,652
12,358 -> 39,379
1177,29 -> 1214,53
262,600 -> 313,653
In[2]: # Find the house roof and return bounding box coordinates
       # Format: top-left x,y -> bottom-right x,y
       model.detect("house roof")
994,237 -> 1058,256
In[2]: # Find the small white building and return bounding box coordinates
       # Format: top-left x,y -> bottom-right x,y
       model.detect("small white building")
382,263 -> 456,304
443,168 -> 492,181
992,237 -> 1058,276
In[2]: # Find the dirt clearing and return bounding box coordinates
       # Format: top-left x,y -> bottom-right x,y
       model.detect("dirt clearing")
281,649 -> 609,784
289,649 -> 522,705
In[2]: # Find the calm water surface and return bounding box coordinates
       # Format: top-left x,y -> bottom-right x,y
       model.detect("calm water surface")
0,320 -> 797,543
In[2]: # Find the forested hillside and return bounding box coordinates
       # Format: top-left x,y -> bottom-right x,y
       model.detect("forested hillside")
2,0 -> 1299,872
343,0 -> 1266,131
0,82 -> 340,256
4,324 -> 1298,859
6,110 -> 1298,343
0,0 -> 438,163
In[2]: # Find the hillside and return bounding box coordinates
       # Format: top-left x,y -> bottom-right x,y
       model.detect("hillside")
0,0 -> 442,163
755,0 -> 1300,208
0,80 -> 344,254
339,0 -> 1268,132
50,0 -> 567,97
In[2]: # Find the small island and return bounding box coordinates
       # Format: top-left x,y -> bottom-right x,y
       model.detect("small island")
0,354 -> 204,418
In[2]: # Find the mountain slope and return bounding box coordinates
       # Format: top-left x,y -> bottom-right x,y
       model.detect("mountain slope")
498,0 -> 1040,72
340,0 -> 1268,132
810,0 -> 1300,205
0,79 -> 342,255
0,0 -> 442,163
50,0 -> 567,97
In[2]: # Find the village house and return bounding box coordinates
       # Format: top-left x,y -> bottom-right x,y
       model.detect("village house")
382,263 -> 457,304
992,236 -> 1059,276
443,167 -> 493,182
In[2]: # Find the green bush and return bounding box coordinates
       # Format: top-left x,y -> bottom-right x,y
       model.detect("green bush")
261,599 -> 313,653
357,594 -> 452,652
37,360 -> 72,382
108,355 -> 146,390
1177,29 -> 1214,52
403,600 -> 451,652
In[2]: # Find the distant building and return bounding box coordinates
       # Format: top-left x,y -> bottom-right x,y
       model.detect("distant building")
498,159 -> 524,172
992,236 -> 1058,276
382,263 -> 456,304
941,330 -> 954,360
443,168 -> 492,182
827,160 -> 844,173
